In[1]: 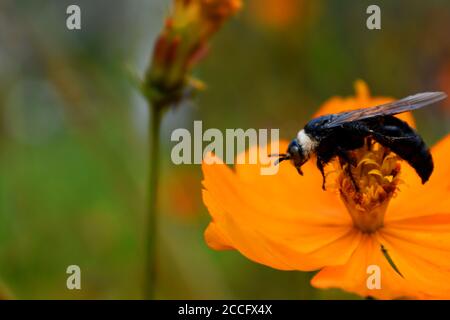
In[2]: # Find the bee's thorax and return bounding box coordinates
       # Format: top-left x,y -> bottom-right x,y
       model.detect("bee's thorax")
296,129 -> 318,158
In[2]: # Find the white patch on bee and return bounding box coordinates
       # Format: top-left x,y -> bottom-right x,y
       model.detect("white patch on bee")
297,130 -> 318,158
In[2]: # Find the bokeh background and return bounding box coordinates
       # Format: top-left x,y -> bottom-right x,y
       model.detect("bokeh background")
0,0 -> 449,299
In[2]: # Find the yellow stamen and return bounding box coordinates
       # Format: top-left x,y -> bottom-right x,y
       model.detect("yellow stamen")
330,139 -> 401,233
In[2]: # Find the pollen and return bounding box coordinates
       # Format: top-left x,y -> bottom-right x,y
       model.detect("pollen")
329,139 -> 402,233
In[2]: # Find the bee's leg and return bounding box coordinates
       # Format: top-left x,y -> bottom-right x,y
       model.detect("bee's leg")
345,161 -> 359,192
336,148 -> 360,192
316,158 -> 327,191
336,148 -> 357,167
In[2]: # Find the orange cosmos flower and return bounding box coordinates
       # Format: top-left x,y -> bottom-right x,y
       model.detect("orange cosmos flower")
202,81 -> 450,299
438,60 -> 450,111
161,169 -> 202,220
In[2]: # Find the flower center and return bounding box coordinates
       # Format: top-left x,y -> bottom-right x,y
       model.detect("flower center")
329,139 -> 401,233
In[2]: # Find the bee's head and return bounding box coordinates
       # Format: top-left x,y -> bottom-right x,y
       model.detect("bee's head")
270,139 -> 309,175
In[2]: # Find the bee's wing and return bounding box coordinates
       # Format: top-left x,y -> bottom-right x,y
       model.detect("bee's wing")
323,92 -> 447,128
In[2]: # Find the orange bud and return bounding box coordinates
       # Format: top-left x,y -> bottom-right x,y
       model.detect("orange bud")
144,0 -> 241,108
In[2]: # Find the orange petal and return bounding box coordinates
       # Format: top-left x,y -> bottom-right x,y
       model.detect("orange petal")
203,185 -> 318,270
204,222 -> 233,250
202,151 -> 358,270
384,214 -> 450,253
234,141 -> 350,225
311,234 -> 417,299
377,228 -> 450,298
387,134 -> 450,221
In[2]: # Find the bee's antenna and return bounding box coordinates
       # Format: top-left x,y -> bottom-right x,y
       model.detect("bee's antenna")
269,153 -> 290,166
268,153 -> 287,157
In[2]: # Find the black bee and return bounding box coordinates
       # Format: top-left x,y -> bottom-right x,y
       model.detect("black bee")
272,92 -> 447,189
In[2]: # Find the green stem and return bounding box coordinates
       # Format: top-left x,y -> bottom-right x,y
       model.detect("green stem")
144,103 -> 163,300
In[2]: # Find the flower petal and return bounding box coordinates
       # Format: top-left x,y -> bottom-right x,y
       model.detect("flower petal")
311,234 -> 417,299
202,153 -> 359,270
384,214 -> 450,253
234,141 -> 351,225
204,222 -> 233,250
377,227 -> 450,299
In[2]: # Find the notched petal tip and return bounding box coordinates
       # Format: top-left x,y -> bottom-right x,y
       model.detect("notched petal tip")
204,223 -> 233,250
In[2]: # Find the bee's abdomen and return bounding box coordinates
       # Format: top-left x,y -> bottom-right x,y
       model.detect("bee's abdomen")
390,132 -> 433,183
369,116 -> 434,183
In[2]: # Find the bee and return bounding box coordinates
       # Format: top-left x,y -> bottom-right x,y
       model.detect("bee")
272,92 -> 447,190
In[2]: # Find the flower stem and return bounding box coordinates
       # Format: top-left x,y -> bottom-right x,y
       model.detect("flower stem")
144,102 -> 164,300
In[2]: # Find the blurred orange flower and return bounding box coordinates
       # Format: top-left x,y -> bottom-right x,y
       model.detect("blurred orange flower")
202,81 -> 450,299
161,169 -> 202,220
247,0 -> 301,29
146,0 -> 242,106
438,61 -> 450,110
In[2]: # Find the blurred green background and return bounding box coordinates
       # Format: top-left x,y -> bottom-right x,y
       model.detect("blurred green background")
0,0 -> 449,299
